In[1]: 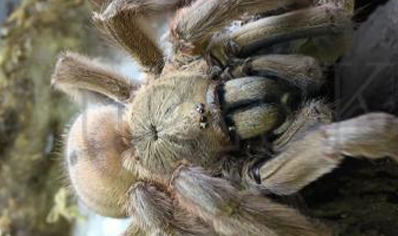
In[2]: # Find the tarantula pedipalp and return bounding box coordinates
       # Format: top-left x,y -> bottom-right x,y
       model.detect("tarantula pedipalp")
52,0 -> 398,235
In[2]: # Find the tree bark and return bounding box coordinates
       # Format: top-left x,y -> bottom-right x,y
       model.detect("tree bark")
0,1 -> 96,235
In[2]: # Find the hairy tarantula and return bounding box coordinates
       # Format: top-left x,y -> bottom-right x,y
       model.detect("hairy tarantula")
52,0 -> 398,235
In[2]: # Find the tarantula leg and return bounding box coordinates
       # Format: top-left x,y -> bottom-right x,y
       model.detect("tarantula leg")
228,55 -> 323,92
87,0 -> 105,10
120,224 -> 147,236
126,182 -> 218,236
88,0 -> 194,10
272,100 -> 333,152
171,165 -> 330,236
126,182 -> 173,235
52,52 -> 137,104
209,4 -> 352,66
93,0 -> 185,74
170,0 -> 311,55
256,112 -> 398,196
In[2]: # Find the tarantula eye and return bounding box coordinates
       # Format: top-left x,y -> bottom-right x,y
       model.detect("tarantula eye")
196,103 -> 206,114
65,105 -> 136,218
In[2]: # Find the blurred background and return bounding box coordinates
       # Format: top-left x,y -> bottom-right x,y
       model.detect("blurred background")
0,0 -> 397,236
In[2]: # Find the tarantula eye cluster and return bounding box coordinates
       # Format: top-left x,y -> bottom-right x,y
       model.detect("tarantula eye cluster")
52,0 -> 398,235
195,103 -> 209,129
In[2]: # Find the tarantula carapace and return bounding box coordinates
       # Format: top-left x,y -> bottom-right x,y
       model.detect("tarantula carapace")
52,0 -> 398,235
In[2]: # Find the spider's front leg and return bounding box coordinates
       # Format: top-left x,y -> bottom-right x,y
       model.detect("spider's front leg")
253,104 -> 398,196
93,0 -> 194,74
208,4 -> 352,66
52,52 -> 138,104
125,181 -> 219,236
171,165 -> 330,236
170,0 -> 311,55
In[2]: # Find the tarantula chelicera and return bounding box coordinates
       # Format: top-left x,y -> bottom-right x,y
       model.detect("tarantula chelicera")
52,0 -> 398,235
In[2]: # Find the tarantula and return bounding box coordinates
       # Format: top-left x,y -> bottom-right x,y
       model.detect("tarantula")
52,0 -> 398,235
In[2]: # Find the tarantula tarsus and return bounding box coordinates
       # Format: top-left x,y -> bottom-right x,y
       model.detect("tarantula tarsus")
52,0 -> 398,235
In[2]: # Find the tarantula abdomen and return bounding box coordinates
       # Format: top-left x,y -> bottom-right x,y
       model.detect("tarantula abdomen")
65,105 -> 135,218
